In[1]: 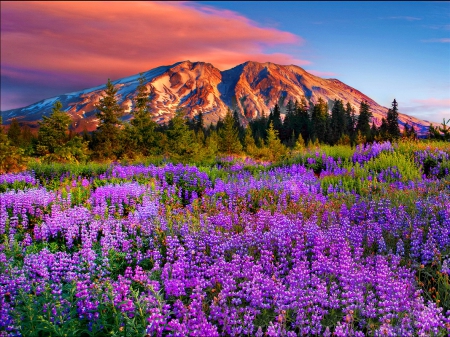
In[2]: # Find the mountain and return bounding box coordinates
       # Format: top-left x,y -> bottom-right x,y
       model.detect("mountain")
1,60 -> 431,135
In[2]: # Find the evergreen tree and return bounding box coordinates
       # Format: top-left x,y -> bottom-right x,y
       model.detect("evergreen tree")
356,101 -> 372,140
268,103 -> 283,133
93,79 -> 124,159
37,101 -> 71,155
294,133 -> 305,152
219,109 -> 242,155
265,121 -> 286,161
7,118 -> 22,146
330,99 -> 346,145
126,74 -> 158,156
166,109 -> 197,161
243,126 -> 257,155
195,111 -> 204,133
379,118 -> 388,140
311,97 -> 328,143
386,99 -> 401,140
297,97 -> 311,145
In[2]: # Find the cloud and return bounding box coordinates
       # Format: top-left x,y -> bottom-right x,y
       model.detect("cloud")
1,1 -> 307,110
401,98 -> 450,123
421,38 -> 450,43
388,16 -> 422,21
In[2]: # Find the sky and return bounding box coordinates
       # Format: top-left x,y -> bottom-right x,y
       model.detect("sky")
1,1 -> 449,123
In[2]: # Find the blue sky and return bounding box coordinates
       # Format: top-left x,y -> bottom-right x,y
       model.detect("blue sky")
197,1 -> 450,123
1,1 -> 449,123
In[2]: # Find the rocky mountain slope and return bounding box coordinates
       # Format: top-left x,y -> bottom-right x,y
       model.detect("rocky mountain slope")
2,60 -> 431,135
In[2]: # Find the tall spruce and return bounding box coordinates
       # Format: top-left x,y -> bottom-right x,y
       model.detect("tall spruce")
7,118 -> 22,146
219,109 -> 242,155
356,101 -> 372,140
311,97 -> 328,143
128,74 -> 158,156
386,99 -> 401,139
166,109 -> 197,161
268,103 -> 283,133
93,79 -> 124,159
297,97 -> 310,145
265,121 -> 286,161
330,99 -> 346,145
37,101 -> 71,155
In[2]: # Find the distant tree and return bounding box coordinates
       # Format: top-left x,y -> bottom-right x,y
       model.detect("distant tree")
379,117 -> 389,141
219,109 -> 242,155
294,133 -> 305,152
0,114 -> 27,173
7,118 -> 22,146
195,111 -> 204,133
37,101 -> 71,155
386,99 -> 401,140
243,126 -> 257,155
166,109 -> 199,162
124,74 -> 158,157
297,97 -> 311,145
249,111 -> 268,146
268,103 -> 283,133
92,79 -> 124,159
311,97 -> 328,143
356,101 -> 372,141
330,99 -> 346,145
265,121 -> 286,161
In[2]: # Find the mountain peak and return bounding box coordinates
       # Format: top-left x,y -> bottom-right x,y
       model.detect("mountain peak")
2,60 -> 431,135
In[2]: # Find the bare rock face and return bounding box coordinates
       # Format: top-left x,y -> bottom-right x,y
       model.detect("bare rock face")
2,60 -> 431,135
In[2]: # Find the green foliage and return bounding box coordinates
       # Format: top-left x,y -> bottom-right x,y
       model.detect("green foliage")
311,97 -> 328,143
265,121 -> 286,161
0,127 -> 27,174
124,74 -> 160,157
218,109 -> 242,155
356,101 -> 372,140
37,101 -> 72,155
386,99 -> 401,140
166,110 -> 202,163
93,79 -> 124,160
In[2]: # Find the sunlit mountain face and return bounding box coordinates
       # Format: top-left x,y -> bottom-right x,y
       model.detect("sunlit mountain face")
2,60 -> 431,135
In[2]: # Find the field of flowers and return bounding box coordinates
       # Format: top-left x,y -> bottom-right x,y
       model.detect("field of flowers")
1,141 -> 450,336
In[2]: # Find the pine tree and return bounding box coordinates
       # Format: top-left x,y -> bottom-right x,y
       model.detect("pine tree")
195,111 -> 204,133
386,99 -> 401,140
311,97 -> 328,144
330,99 -> 346,145
356,101 -> 372,140
7,118 -> 22,146
166,109 -> 197,161
268,103 -> 283,133
127,74 -> 158,156
265,121 -> 286,161
243,126 -> 257,155
93,79 -> 124,159
297,97 -> 311,144
219,109 -> 242,155
379,117 -> 389,140
294,133 -> 305,152
37,101 -> 71,155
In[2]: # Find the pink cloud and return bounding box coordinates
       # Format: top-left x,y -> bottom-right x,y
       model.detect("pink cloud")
401,98 -> 450,123
1,1 -> 312,110
412,98 -> 450,106
1,1 -> 306,80
421,38 -> 450,43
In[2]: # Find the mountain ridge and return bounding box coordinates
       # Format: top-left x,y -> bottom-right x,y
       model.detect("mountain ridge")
2,60 -> 432,135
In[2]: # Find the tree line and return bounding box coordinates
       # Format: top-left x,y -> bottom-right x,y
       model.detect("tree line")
2,74 -> 436,169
